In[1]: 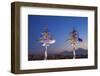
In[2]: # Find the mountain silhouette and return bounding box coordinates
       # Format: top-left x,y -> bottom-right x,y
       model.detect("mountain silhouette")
60,48 -> 88,58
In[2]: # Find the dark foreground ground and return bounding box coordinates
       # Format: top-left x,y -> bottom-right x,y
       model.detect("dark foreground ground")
28,48 -> 88,61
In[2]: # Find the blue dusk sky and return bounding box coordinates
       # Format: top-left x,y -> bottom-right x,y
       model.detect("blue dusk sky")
28,15 -> 88,55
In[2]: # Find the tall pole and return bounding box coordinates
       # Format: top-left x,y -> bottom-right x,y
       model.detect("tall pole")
39,26 -> 55,60
73,47 -> 76,59
44,46 -> 47,60
65,27 -> 82,59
